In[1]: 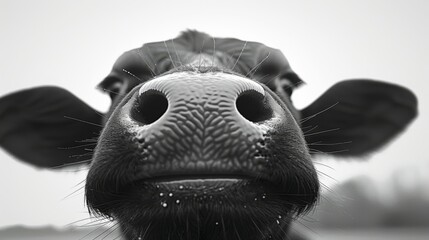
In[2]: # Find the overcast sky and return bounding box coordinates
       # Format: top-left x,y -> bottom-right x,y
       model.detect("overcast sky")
0,0 -> 428,228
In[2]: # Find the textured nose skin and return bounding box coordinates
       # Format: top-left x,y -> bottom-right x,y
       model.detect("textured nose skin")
124,71 -> 278,176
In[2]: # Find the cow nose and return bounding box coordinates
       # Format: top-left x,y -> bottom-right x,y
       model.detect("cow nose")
131,73 -> 273,126
132,89 -> 169,125
127,72 -> 277,172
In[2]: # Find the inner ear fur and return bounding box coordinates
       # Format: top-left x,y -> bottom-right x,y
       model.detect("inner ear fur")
300,79 -> 417,156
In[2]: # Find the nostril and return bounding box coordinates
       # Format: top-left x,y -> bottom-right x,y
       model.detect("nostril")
132,90 -> 168,125
236,90 -> 273,123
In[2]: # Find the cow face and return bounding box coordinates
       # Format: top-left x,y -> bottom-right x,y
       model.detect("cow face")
0,31 -> 417,240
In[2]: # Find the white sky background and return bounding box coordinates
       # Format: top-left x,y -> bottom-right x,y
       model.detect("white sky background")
0,0 -> 428,228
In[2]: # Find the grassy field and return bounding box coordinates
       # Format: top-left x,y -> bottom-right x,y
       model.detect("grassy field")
1,227 -> 429,240
313,229 -> 429,240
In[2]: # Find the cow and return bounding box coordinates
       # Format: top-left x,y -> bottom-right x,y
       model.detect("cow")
0,31 -> 417,240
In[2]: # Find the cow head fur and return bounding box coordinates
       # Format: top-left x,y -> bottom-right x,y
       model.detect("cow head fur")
0,31 -> 418,240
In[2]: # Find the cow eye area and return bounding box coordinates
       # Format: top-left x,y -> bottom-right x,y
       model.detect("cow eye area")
101,80 -> 123,100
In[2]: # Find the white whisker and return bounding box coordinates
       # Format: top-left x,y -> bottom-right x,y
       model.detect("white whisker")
164,40 -> 177,69
136,48 -> 156,77
231,41 -> 247,71
245,52 -> 271,77
122,69 -> 143,82
64,116 -> 103,127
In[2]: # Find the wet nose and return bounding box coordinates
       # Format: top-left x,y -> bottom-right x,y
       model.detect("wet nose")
132,73 -> 273,126
128,72 -> 276,172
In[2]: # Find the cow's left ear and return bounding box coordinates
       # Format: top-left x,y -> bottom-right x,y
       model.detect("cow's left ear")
0,86 -> 103,168
300,79 -> 417,156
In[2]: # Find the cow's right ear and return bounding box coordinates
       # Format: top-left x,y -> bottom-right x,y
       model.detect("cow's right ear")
300,80 -> 417,157
0,86 -> 103,168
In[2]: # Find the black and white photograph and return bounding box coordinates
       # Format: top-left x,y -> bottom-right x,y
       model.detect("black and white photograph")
0,1 -> 427,239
